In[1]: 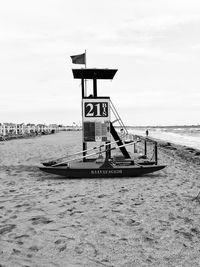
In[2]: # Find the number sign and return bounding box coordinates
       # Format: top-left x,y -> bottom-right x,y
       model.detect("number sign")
84,102 -> 108,117
82,98 -> 110,142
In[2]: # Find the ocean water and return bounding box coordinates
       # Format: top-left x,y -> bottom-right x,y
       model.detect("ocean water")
128,127 -> 200,150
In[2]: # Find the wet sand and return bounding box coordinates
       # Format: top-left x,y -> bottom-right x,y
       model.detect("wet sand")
1,131 -> 200,267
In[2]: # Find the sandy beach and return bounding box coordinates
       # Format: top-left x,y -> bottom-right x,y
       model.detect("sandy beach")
1,131 -> 200,267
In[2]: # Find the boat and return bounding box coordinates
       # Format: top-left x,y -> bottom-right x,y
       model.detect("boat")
40,67 -> 166,178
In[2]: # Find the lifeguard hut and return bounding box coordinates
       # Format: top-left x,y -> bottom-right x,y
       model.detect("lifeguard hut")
72,68 -> 131,161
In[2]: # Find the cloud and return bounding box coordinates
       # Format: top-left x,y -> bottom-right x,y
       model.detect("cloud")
191,43 -> 200,50
66,14 -> 200,60
123,15 -> 200,32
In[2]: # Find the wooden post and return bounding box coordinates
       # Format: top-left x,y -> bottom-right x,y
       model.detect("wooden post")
133,143 -> 137,153
81,79 -> 85,98
93,79 -> 97,97
105,141 -> 111,159
81,78 -> 87,161
154,141 -> 158,164
144,139 -> 147,156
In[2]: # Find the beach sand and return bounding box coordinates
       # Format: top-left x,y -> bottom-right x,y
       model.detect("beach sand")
1,131 -> 200,267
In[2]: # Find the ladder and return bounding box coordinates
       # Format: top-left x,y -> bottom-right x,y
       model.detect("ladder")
110,100 -> 131,159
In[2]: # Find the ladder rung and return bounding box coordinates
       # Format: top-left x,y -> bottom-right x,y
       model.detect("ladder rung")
111,119 -> 119,124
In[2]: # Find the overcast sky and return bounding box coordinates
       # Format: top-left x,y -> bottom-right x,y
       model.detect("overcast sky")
0,0 -> 200,126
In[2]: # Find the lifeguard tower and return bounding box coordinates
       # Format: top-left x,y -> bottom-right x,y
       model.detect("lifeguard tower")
40,67 -> 165,178
72,68 -> 131,161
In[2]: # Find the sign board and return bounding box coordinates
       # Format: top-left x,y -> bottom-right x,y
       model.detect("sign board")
82,98 -> 110,142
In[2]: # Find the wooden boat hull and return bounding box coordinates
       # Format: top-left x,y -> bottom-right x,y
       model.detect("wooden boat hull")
39,164 -> 165,178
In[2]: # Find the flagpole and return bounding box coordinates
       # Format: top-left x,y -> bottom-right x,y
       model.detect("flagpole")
85,49 -> 87,68
84,49 -> 87,96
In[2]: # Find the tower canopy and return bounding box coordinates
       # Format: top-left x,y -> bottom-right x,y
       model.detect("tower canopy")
72,68 -> 117,80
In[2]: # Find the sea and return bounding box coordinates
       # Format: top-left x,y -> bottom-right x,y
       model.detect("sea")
128,126 -> 200,150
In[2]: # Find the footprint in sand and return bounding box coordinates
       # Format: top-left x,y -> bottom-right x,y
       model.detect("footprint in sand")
25,245 -> 40,259
119,187 -> 129,193
15,234 -> 29,239
29,245 -> 39,252
97,194 -> 107,198
58,244 -> 67,252
55,241 -> 67,252
75,242 -> 98,257
55,237 -> 75,252
9,215 -> 17,219
29,216 -> 53,225
126,219 -> 141,226
0,224 -> 16,235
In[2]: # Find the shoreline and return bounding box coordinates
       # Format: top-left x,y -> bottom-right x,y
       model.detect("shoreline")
157,140 -> 200,166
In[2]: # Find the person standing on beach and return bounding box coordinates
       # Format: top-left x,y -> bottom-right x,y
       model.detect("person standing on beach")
146,129 -> 149,137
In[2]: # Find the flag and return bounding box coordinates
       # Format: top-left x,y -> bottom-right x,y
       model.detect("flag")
70,53 -> 85,64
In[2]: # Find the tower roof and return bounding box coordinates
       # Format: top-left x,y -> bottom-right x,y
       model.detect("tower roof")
72,68 -> 117,80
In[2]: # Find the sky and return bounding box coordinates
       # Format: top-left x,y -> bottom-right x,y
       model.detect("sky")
0,0 -> 200,126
